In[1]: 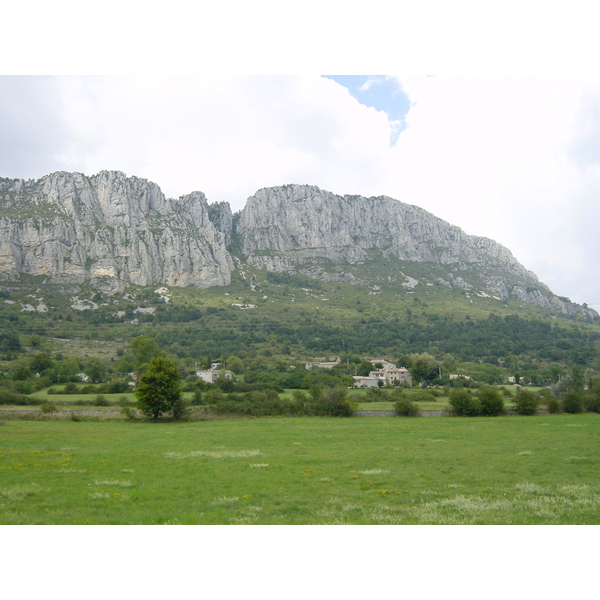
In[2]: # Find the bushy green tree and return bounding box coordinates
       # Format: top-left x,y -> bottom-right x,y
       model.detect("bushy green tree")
27,334 -> 42,347
411,359 -> 432,384
85,357 -> 107,383
449,389 -> 481,416
11,364 -> 32,381
215,374 -> 235,393
30,352 -> 54,374
315,387 -> 356,417
563,392 -> 583,414
513,388 -> 538,415
547,396 -> 561,414
226,356 -> 245,374
135,356 -> 182,420
584,393 -> 600,413
394,397 -> 420,417
51,357 -> 81,383
478,386 -> 505,416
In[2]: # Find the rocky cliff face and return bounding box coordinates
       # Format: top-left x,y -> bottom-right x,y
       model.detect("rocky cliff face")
0,172 -> 594,317
234,184 -> 593,317
236,184 -> 528,271
0,171 -> 233,293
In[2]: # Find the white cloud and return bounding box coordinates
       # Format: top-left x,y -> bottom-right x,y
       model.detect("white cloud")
50,75 -> 392,208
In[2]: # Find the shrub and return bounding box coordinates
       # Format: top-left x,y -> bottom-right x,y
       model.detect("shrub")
208,387 -> 357,418
204,388 -> 226,404
40,402 -> 57,414
94,394 -> 110,406
0,390 -> 34,405
12,364 -> 32,381
121,406 -> 137,420
547,396 -> 561,414
365,387 -> 386,402
171,397 -> 190,421
70,412 -> 81,422
394,397 -> 420,417
478,386 -> 505,416
182,379 -> 210,393
191,389 -> 205,405
537,388 -> 553,401
118,395 -> 134,407
584,394 -> 600,414
449,389 -> 481,416
563,392 -> 584,414
314,387 -> 356,417
413,389 -> 437,402
212,390 -> 291,417
120,397 -> 138,421
513,389 -> 538,415
104,381 -> 130,394
32,377 -> 51,392
14,381 -> 33,394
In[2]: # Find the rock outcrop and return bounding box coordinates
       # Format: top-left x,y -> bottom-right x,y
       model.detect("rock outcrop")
0,171 -> 233,293
236,184 -> 528,272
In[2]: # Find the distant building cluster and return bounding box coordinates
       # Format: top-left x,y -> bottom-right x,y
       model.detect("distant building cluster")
352,359 -> 412,388
304,357 -> 413,387
195,356 -> 414,387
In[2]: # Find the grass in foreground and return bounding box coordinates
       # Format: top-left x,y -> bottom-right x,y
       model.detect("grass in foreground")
0,414 -> 598,524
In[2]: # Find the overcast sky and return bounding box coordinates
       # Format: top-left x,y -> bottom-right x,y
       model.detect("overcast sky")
1,4 -> 599,312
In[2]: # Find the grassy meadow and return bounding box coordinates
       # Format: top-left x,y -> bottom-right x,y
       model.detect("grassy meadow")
1,413 -> 599,524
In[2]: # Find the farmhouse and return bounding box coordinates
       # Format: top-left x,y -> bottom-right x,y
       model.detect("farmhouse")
369,359 -> 397,370
351,376 -> 380,388
353,361 -> 412,387
449,374 -> 473,381
196,368 -> 234,383
381,367 -> 412,385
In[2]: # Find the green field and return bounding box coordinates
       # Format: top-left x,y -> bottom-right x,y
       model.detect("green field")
1,414 -> 599,524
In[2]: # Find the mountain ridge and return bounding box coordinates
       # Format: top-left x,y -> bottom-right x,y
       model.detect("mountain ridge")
0,170 -> 595,318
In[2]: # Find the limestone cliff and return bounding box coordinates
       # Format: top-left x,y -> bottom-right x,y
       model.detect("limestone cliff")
0,171 -> 233,293
236,184 -> 525,270
234,184 -> 592,316
0,173 -> 594,317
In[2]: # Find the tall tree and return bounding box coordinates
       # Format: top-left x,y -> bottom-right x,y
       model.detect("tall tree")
84,357 -> 107,383
135,356 -> 182,420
